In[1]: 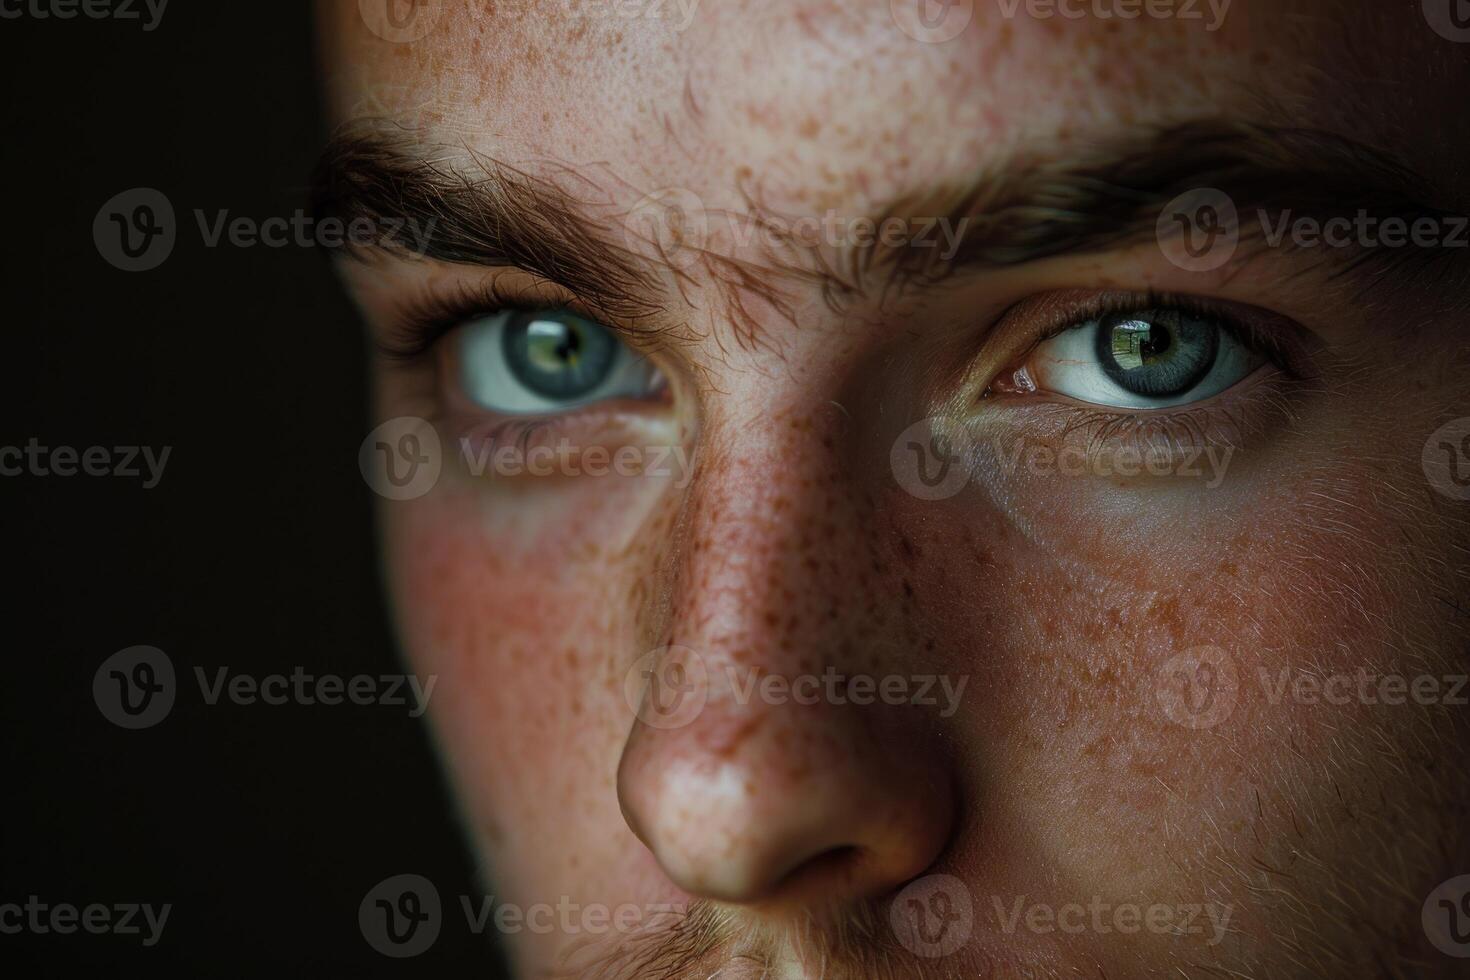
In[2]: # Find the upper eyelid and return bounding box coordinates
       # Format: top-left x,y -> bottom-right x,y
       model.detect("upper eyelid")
374,275 -> 674,369
1002,291 -> 1297,367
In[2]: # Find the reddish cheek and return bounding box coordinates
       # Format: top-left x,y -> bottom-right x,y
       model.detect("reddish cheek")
379,477 -> 675,837
890,464 -> 1418,832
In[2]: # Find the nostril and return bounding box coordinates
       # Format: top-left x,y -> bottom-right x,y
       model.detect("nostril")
770,844 -> 866,900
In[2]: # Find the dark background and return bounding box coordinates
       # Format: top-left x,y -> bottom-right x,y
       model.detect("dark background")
2,4 -> 501,974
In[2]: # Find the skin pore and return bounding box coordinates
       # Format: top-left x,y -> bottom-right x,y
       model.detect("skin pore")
317,2 -> 1470,977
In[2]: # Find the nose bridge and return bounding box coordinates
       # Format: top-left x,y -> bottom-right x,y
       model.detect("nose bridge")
617,402 -> 957,905
666,404 -> 870,668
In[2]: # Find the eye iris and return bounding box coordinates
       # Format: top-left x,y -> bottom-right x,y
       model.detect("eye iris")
503,311 -> 617,400
1096,309 -> 1219,398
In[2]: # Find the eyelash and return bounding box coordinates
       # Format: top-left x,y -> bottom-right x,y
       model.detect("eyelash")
378,279 -> 530,364
1006,289 -> 1297,380
381,282 -> 1305,477
379,281 -> 670,458
972,290 -> 1312,467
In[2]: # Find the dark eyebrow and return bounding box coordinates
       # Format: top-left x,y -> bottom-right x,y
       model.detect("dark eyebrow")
310,122 -> 668,322
310,119 -> 1459,323
818,120 -> 1458,306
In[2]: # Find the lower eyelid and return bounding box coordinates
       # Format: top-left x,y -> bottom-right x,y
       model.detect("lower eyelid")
990,363 -> 1280,416
448,400 -> 677,459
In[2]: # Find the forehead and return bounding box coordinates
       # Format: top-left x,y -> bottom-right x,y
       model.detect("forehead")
318,1 -> 1459,220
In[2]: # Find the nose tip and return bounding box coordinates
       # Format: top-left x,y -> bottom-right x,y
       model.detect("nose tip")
617,717 -> 956,906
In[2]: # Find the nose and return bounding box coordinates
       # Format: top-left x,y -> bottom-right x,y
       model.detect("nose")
617,409 -> 958,907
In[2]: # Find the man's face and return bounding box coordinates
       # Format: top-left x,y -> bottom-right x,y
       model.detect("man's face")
318,2 -> 1470,976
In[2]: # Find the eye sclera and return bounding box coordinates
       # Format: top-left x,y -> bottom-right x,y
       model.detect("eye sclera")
444,307 -> 667,417
980,295 -> 1285,412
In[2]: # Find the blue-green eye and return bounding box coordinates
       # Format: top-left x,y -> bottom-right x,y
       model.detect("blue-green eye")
455,309 -> 662,414
1030,306 -> 1264,409
1095,309 -> 1220,398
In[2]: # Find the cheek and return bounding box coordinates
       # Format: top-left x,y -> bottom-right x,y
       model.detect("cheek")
380,473 -> 677,875
891,451 -> 1450,896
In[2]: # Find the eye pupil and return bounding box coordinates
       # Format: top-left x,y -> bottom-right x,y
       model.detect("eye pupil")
1097,309 -> 1218,398
504,311 -> 617,400
526,319 -> 582,369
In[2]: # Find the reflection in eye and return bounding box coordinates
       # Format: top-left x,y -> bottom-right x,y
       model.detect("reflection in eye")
455,309 -> 664,414
1027,307 -> 1265,409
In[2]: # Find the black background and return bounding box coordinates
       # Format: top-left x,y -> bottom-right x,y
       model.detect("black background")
2,4 -> 501,974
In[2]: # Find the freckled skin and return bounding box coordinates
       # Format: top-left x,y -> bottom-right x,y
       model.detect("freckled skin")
323,3 -> 1470,977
